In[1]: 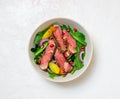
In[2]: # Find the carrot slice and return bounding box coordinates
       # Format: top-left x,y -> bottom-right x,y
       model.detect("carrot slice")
50,26 -> 56,32
59,69 -> 66,75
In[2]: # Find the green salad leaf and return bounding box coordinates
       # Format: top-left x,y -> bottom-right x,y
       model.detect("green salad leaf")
68,54 -> 75,62
31,42 -> 48,64
34,56 -> 41,64
71,66 -> 77,74
49,72 -> 58,79
34,42 -> 48,57
61,24 -> 68,30
34,32 -> 44,45
31,45 -> 39,52
47,68 -> 58,79
71,42 -> 84,74
69,27 -> 87,46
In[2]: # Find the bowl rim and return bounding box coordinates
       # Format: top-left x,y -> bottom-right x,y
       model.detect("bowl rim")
28,17 -> 93,83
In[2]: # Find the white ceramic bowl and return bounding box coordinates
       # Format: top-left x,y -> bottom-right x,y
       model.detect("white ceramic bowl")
28,18 -> 93,82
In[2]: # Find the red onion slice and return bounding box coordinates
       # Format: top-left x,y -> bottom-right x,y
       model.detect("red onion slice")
39,38 -> 49,47
79,51 -> 84,62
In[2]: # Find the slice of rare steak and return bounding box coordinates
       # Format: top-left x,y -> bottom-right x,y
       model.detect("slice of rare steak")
54,49 -> 73,72
40,40 -> 56,70
53,26 -> 66,52
63,30 -> 76,54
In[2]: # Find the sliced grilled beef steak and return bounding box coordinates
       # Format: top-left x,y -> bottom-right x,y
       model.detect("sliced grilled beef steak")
40,40 -> 56,70
54,49 -> 73,72
63,30 -> 76,54
53,26 -> 66,52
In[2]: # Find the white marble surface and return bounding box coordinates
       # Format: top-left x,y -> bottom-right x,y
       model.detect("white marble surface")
0,0 -> 120,98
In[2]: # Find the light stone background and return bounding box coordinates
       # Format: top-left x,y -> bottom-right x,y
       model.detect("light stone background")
0,0 -> 120,99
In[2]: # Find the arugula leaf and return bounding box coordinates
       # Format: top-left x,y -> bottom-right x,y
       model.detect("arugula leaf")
71,42 -> 84,74
74,54 -> 84,70
68,54 -> 75,62
34,42 -> 48,57
61,24 -> 68,30
75,31 -> 85,41
49,73 -> 58,79
31,48 -> 36,52
69,27 -> 87,46
74,42 -> 84,69
34,55 -> 41,64
71,66 -> 77,74
47,68 -> 58,79
31,44 -> 40,53
34,32 -> 44,45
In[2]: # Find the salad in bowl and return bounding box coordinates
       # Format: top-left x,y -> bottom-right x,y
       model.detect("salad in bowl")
29,18 -> 93,82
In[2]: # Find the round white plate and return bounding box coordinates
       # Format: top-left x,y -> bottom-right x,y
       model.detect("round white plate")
28,18 -> 93,82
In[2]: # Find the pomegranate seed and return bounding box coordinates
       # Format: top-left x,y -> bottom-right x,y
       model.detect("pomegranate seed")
81,46 -> 85,51
74,27 -> 77,32
64,41 -> 67,45
37,59 -> 41,64
50,44 -> 54,47
69,62 -> 73,65
64,53 -> 67,57
64,53 -> 68,58
64,51 -> 70,58
62,32 -> 65,35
